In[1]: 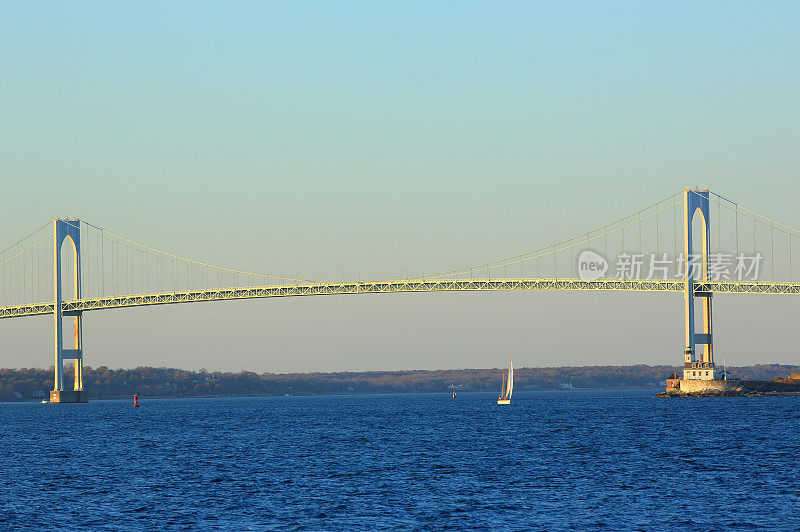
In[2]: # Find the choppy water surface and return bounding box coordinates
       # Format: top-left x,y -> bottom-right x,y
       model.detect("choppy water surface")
2,391 -> 799,530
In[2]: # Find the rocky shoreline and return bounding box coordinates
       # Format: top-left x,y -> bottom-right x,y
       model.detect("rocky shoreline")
657,389 -> 800,398
657,378 -> 800,398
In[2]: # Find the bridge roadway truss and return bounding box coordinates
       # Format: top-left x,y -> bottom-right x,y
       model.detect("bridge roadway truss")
1,278 -> 799,320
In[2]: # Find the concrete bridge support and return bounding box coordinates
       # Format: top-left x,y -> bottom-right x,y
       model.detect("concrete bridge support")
50,218 -> 87,403
682,189 -> 715,380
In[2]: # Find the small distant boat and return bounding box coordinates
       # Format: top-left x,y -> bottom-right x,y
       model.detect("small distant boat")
40,399 -> 48,404
497,356 -> 513,405
449,384 -> 462,399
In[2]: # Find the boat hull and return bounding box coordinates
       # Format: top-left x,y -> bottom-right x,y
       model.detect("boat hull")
497,399 -> 511,405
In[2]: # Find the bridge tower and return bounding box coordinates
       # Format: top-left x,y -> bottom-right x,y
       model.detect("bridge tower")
682,189 -> 715,381
50,218 -> 88,403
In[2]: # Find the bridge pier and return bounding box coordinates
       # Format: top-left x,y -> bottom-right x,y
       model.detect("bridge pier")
51,218 -> 87,403
682,189 -> 715,380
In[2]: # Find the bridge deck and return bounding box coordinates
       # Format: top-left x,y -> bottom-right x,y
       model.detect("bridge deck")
1,279 -> 799,320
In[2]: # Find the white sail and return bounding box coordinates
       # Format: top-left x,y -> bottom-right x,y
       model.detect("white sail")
507,357 -> 514,398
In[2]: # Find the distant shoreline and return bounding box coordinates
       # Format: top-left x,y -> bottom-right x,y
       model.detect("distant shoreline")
3,364 -> 800,402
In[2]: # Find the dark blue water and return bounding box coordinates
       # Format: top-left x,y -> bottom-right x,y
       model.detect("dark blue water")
2,391 -> 799,530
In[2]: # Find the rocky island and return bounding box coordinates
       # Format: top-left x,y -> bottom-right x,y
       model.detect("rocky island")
657,372 -> 800,397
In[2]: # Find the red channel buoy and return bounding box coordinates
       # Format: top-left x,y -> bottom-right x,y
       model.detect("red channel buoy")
133,394 -> 140,407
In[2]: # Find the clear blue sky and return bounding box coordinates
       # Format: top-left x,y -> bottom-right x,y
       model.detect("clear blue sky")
1,2 -> 798,372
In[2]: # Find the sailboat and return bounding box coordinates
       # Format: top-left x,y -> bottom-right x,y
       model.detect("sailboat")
497,356 -> 513,405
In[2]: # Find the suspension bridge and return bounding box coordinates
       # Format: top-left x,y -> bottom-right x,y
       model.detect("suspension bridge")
1,188 -> 798,402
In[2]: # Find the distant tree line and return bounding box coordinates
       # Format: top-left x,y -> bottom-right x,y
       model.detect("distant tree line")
1,364 -> 799,401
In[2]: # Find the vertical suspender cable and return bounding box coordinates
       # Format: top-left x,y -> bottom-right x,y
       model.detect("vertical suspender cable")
638,211 -> 642,255
50,232 -> 53,300
570,238 -> 573,277
97,234 -> 100,298
673,198 -> 677,263
656,212 -> 659,258
735,204 -> 739,260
